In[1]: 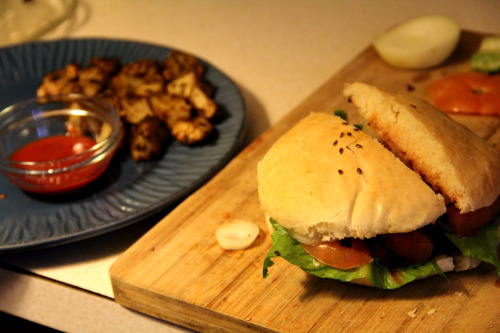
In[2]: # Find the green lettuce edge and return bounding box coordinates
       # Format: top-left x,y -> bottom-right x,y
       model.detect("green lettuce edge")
263,219 -> 444,289
438,216 -> 500,274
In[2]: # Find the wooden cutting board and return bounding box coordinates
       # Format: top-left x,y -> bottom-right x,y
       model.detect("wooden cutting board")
110,31 -> 500,333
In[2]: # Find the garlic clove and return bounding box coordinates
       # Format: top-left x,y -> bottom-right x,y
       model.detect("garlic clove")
216,220 -> 260,250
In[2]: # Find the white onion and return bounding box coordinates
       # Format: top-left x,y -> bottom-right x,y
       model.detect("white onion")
216,220 -> 260,250
373,15 -> 461,69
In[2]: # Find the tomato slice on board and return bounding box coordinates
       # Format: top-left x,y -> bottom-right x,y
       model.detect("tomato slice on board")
301,239 -> 373,270
426,71 -> 500,115
447,196 -> 500,236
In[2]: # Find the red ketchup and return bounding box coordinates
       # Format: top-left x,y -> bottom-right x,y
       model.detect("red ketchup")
10,135 -> 106,194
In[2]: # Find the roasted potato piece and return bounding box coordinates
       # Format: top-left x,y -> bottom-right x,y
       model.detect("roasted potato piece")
121,96 -> 155,124
110,72 -> 163,97
190,85 -> 218,119
37,60 -> 119,98
37,63 -> 81,97
78,66 -> 107,96
88,57 -> 121,77
98,89 -> 122,116
150,93 -> 192,129
78,66 -> 107,84
171,116 -> 213,145
162,51 -> 204,81
166,71 -> 197,98
167,71 -> 218,119
110,59 -> 164,97
130,117 -> 169,162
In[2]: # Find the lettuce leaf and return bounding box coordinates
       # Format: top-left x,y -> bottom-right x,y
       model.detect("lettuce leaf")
263,219 -> 444,289
438,216 -> 500,274
334,109 -> 348,121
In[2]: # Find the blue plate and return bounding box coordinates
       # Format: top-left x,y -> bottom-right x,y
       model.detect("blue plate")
0,38 -> 246,252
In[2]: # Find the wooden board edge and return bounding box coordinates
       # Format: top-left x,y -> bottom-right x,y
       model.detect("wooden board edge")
110,275 -> 277,333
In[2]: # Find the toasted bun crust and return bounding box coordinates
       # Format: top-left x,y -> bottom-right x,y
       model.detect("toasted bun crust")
343,82 -> 500,214
257,112 -> 445,243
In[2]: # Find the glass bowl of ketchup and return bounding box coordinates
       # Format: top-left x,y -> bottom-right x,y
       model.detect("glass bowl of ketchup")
0,94 -> 123,195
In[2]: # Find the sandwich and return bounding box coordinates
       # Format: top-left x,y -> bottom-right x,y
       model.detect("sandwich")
259,83 -> 500,289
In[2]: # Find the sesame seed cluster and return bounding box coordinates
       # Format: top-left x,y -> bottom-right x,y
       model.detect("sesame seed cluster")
333,121 -> 364,176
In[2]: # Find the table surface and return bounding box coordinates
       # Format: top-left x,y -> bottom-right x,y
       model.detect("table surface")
0,0 -> 499,331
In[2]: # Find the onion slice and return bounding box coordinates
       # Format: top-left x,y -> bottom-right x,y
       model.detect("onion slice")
216,220 -> 260,250
373,15 -> 461,69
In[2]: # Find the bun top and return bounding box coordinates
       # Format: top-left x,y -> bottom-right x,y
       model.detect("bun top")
257,112 -> 445,244
344,82 -> 500,213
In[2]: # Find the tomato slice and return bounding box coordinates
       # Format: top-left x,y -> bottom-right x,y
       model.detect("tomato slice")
301,239 -> 373,270
426,71 -> 500,115
382,230 -> 434,263
447,196 -> 500,236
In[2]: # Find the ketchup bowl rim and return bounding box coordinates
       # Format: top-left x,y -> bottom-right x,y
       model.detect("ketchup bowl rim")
0,94 -> 123,182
